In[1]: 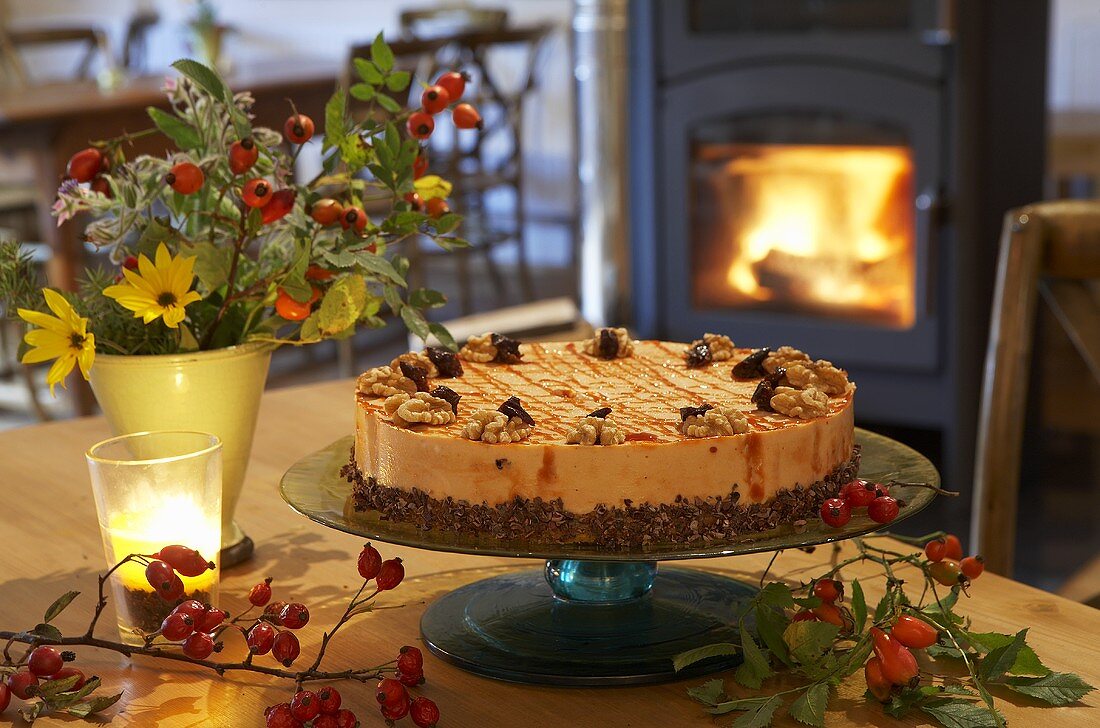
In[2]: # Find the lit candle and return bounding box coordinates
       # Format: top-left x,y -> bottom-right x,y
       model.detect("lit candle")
86,431 -> 223,645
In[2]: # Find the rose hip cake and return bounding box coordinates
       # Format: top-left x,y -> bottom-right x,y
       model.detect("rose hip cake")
342,329 -> 858,549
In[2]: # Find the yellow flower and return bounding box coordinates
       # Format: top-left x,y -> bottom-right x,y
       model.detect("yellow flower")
103,243 -> 201,328
18,288 -> 96,396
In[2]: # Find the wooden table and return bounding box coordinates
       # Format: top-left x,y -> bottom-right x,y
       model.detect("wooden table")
1,380 -> 1098,727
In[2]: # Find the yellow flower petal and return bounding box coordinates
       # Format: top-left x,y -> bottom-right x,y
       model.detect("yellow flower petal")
18,308 -> 69,335
46,354 -> 76,396
104,245 -> 200,328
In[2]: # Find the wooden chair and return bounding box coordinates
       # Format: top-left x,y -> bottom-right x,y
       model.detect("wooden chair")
972,201 -> 1100,592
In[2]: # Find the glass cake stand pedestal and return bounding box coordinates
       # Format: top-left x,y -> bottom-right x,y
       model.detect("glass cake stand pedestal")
280,429 -> 938,686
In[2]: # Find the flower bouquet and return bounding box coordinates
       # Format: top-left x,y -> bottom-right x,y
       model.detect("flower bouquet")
0,36 -> 475,557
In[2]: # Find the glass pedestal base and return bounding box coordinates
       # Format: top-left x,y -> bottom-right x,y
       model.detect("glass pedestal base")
420,562 -> 755,686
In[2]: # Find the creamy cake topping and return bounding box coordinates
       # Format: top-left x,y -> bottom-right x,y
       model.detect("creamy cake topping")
357,340 -> 853,444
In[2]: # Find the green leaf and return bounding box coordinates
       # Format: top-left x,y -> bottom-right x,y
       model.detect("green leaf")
730,695 -> 783,728
686,678 -> 726,705
413,175 -> 453,201
673,643 -> 739,673
873,591 -> 894,623
784,621 -> 840,667
920,698 -> 1004,728
409,288 -> 447,309
181,241 -> 232,291
850,579 -> 867,633
371,33 -> 394,73
318,276 -> 367,335
43,591 -> 80,623
400,305 -> 430,341
354,58 -> 383,85
757,583 -> 795,610
964,631 -> 1047,677
734,624 -> 772,689
64,692 -> 123,718
754,604 -> 794,668
171,59 -> 228,103
350,83 -> 376,102
788,683 -> 830,727
923,587 -> 963,624
884,685 -> 975,720
997,672 -> 1095,706
147,107 -> 201,149
377,93 -> 402,114
32,622 -> 63,641
38,673 -> 83,698
428,322 -> 457,351
323,89 -> 346,153
978,629 -> 1028,681
298,313 -> 322,343
386,70 -> 411,91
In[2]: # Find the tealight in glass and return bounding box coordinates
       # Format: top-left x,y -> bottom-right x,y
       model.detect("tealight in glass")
85,431 -> 222,645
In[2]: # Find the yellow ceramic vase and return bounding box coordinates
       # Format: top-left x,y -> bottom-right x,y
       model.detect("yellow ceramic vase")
88,342 -> 273,565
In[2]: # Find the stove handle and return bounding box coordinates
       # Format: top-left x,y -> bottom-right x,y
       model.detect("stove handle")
916,188 -> 944,312
921,0 -> 956,46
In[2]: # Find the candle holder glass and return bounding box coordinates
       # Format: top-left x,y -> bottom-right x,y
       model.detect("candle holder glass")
86,431 -> 222,645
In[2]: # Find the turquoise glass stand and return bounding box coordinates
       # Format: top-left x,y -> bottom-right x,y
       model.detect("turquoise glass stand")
280,429 -> 938,685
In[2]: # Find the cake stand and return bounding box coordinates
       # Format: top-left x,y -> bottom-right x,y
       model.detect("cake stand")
280,429 -> 937,686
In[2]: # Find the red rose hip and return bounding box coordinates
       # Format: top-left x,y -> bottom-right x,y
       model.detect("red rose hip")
820,497 -> 851,528
27,646 -> 63,677
376,557 -> 404,590
357,543 -> 382,581
410,696 -> 440,728
868,495 -> 900,524
67,147 -> 104,182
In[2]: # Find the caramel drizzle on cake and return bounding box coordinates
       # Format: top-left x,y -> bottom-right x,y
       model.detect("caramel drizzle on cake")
359,340 -> 851,444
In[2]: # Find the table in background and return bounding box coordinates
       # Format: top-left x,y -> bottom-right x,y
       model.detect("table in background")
0,380 -> 1098,726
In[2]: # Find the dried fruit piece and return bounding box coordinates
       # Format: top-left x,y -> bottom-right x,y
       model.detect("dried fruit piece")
588,407 -> 613,418
684,342 -> 712,368
751,367 -> 787,411
490,333 -> 523,363
732,347 -> 771,379
679,403 -> 715,421
430,385 -> 461,415
426,346 -> 463,378
398,360 -> 430,392
584,327 -> 634,359
687,333 -> 735,361
497,395 -> 535,425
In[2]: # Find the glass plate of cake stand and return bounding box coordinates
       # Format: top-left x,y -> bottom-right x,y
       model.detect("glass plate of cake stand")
280,428 -> 937,686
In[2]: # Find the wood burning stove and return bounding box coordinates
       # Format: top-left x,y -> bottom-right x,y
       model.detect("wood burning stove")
623,0 -> 1048,519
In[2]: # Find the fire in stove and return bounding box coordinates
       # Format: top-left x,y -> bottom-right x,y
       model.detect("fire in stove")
692,143 -> 916,328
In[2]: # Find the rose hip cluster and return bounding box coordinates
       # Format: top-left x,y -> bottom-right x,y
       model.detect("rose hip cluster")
265,686 -> 359,728
376,647 -> 438,726
236,578 -> 311,669
924,533 -> 985,587
1,646 -> 85,713
403,70 -> 481,218
820,479 -> 900,529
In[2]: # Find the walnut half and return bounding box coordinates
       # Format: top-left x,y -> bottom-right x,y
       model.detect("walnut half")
390,351 -> 438,378
462,410 -> 532,443
583,327 -> 634,359
357,366 -> 416,397
678,406 -> 749,438
687,333 -> 736,362
382,392 -> 457,428
784,360 -> 851,396
770,386 -> 829,419
763,346 -> 811,374
566,416 -> 626,445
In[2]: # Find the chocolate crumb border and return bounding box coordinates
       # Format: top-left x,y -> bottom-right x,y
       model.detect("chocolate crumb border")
340,446 -> 860,551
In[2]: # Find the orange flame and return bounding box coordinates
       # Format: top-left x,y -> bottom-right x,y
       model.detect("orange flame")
711,144 -> 916,328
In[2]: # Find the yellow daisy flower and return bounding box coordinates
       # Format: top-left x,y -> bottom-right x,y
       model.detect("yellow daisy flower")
18,288 -> 96,396
103,243 -> 201,328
